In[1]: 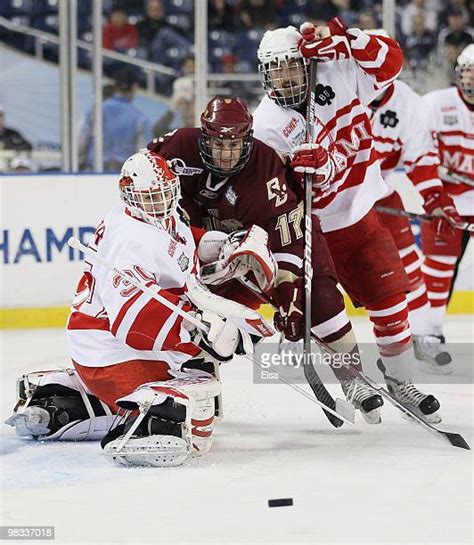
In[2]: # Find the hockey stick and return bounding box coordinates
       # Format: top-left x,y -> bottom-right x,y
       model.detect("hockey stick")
237,276 -> 354,427
375,205 -> 474,233
236,277 -> 470,449
305,325 -> 470,449
299,60 -> 349,427
438,166 -> 474,187
68,237 -> 355,426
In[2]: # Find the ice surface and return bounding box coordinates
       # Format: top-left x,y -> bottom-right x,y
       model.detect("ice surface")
1,318 -> 472,545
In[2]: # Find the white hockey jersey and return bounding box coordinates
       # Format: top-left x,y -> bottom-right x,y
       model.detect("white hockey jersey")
422,87 -> 474,215
369,80 -> 443,201
67,205 -> 200,372
253,29 -> 403,232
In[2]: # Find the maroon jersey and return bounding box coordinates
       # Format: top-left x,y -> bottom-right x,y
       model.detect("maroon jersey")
148,128 -> 306,279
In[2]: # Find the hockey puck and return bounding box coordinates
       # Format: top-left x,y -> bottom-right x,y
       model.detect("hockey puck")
268,498 -> 293,508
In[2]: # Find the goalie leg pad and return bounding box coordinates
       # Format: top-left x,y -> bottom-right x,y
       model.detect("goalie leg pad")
5,369 -> 115,441
102,369 -> 221,467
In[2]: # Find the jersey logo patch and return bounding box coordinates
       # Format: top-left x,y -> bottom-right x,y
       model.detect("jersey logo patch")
267,177 -> 288,207
224,185 -> 238,206
178,252 -> 190,272
169,158 -> 203,176
380,110 -> 399,129
314,84 -> 335,106
443,114 -> 458,126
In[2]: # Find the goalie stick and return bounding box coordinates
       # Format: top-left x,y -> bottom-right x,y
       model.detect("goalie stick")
438,166 -> 474,188
375,205 -> 474,233
237,278 -> 470,450
68,237 -> 355,426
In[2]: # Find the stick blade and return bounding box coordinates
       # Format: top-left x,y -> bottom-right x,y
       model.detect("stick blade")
443,432 -> 471,450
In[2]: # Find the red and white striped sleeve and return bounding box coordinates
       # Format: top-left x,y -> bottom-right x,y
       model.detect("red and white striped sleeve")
103,270 -> 198,357
344,25 -> 403,104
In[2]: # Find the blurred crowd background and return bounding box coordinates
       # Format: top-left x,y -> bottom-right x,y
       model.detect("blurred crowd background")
0,0 -> 473,172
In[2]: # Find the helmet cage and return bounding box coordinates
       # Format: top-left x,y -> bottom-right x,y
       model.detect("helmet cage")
119,154 -> 181,230
455,63 -> 474,98
258,56 -> 309,109
198,130 -> 253,177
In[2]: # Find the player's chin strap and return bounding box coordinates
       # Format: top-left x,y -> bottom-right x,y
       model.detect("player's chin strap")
67,237 -> 355,426
200,225 -> 277,292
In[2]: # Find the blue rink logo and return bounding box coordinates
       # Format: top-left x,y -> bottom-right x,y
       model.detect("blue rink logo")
0,226 -> 95,264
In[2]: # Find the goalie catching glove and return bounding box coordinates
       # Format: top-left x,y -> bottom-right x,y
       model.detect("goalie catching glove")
185,275 -> 275,362
199,224 -> 277,292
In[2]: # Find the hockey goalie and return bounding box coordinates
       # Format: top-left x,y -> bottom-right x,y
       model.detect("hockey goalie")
5,150 -> 275,467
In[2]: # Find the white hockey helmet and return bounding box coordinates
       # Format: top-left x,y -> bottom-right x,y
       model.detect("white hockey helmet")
455,43 -> 474,98
257,26 -> 308,108
119,149 -> 181,230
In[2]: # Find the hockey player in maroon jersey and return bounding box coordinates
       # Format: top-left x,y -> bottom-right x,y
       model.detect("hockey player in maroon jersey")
252,19 -> 442,421
148,96 -> 385,424
420,44 -> 474,345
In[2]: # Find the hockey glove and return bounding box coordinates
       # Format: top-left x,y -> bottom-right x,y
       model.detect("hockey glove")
191,310 -> 255,362
424,191 -> 462,239
291,143 -> 345,193
273,277 -> 305,342
298,18 -> 352,61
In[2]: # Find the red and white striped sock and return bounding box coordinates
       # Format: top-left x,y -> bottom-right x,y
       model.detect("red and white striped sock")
367,293 -> 413,381
398,243 -> 431,335
422,255 -> 457,334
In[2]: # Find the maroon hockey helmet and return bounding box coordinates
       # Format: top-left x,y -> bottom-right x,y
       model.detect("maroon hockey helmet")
198,97 -> 254,177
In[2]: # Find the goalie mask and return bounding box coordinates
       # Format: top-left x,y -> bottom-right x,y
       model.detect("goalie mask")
198,97 -> 254,177
119,150 -> 181,231
455,44 -> 474,99
257,26 -> 309,109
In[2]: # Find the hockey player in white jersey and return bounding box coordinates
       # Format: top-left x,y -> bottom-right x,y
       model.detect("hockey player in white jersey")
6,150 -> 275,467
420,44 -> 474,343
253,19 -> 443,422
368,67 -> 460,374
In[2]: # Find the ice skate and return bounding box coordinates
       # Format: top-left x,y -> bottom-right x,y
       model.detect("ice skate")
377,359 -> 441,423
413,334 -> 452,375
341,378 -> 383,424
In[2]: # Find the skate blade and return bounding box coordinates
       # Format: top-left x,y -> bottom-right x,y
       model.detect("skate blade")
335,398 -> 356,425
401,409 -> 442,425
419,360 -> 452,376
103,435 -> 190,467
360,409 -> 382,425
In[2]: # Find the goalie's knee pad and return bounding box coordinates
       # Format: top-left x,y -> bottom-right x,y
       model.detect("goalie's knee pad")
5,369 -> 115,441
102,369 -> 221,467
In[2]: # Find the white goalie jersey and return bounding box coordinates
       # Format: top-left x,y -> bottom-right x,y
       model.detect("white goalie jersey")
422,86 -> 474,216
67,205 -> 201,373
369,80 -> 443,202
